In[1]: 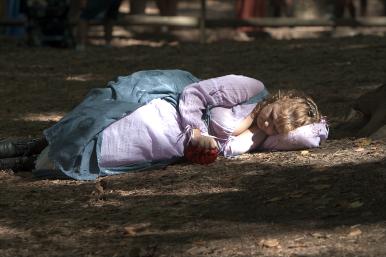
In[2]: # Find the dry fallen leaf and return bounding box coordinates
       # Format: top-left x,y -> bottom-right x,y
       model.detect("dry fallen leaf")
349,201 -> 364,209
311,232 -> 327,239
265,196 -> 283,203
95,180 -> 106,194
186,246 -> 208,256
355,138 -> 372,147
354,147 -> 365,152
90,180 -> 107,201
348,228 -> 362,237
259,239 -> 280,248
193,240 -> 206,246
123,223 -> 151,236
300,150 -> 310,156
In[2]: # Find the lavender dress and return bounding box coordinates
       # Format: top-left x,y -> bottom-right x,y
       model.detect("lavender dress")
99,75 -> 265,168
36,74 -> 328,178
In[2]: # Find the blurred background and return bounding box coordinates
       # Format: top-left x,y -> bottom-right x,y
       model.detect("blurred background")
1,0 -> 386,48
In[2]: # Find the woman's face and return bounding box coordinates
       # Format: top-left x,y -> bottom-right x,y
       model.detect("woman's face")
256,102 -> 281,136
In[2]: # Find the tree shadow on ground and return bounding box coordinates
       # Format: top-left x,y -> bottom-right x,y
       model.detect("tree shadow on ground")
0,154 -> 385,256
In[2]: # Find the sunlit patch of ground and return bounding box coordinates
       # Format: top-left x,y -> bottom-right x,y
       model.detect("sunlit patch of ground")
13,113 -> 64,122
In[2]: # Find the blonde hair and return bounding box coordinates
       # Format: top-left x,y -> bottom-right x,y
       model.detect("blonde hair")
251,90 -> 321,134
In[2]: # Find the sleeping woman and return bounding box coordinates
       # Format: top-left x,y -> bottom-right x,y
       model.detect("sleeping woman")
0,70 -> 328,180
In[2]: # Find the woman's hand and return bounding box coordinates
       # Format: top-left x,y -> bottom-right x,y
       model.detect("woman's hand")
184,129 -> 219,165
191,129 -> 218,149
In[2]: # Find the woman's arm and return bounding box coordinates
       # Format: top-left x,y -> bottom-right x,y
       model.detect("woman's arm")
178,75 -> 265,135
222,124 -> 267,157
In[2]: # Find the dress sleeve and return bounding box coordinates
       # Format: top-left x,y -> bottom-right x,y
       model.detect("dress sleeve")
178,75 -> 265,135
221,125 -> 267,157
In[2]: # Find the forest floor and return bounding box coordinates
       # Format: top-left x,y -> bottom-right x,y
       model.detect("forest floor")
0,22 -> 386,257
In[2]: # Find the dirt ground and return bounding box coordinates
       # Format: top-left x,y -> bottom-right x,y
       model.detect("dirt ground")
1,18 -> 386,257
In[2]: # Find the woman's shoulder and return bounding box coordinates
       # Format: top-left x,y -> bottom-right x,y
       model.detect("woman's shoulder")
207,74 -> 264,87
210,74 -> 257,80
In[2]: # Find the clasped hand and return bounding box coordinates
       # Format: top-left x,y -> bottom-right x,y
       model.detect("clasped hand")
191,129 -> 218,149
184,129 -> 219,165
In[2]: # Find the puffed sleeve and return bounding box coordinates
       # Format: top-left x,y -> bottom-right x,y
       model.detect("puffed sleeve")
222,135 -> 261,157
178,75 -> 265,135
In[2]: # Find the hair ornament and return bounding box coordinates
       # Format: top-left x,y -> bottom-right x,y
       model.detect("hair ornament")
306,98 -> 318,118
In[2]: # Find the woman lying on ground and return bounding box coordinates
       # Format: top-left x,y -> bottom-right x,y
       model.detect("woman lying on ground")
0,70 -> 328,180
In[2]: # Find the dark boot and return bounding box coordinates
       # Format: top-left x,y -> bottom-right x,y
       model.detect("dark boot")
0,155 -> 37,171
0,137 -> 48,159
